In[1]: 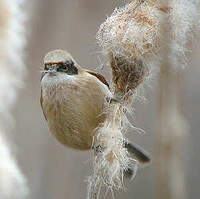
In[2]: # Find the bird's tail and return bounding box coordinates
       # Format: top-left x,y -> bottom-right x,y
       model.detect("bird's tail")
124,141 -> 151,178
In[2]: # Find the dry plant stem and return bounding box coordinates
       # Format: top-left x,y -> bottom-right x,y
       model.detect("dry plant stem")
157,2 -> 187,198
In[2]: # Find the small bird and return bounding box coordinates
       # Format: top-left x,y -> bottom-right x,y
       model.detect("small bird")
40,50 -> 150,168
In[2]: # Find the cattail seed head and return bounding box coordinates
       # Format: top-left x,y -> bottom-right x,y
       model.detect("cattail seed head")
97,0 -> 199,97
109,53 -> 148,99
97,1 -> 160,97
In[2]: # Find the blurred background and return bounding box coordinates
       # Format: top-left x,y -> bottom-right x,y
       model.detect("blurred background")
7,0 -> 200,198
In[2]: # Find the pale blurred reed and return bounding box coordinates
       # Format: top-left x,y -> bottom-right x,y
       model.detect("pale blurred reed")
0,0 -> 28,198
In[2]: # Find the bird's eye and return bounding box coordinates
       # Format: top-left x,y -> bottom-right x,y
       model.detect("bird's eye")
61,64 -> 67,70
57,63 -> 67,71
57,60 -> 78,75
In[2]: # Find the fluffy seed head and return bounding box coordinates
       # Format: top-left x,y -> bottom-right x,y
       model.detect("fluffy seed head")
97,0 -> 200,96
97,1 -> 161,97
97,1 -> 160,63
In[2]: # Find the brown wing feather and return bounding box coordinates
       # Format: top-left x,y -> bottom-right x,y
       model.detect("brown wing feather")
158,6 -> 172,13
86,70 -> 110,89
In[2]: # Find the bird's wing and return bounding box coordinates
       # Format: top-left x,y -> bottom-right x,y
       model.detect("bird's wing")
40,89 -> 47,121
86,70 -> 110,89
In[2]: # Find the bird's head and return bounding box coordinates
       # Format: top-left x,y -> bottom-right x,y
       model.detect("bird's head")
42,50 -> 80,77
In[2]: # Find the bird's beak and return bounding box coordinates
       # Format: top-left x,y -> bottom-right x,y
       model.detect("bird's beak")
48,67 -> 57,76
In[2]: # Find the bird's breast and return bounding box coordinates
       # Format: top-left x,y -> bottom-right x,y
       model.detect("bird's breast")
41,72 -> 111,150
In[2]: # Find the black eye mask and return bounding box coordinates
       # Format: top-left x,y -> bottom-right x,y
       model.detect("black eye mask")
57,60 -> 78,75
